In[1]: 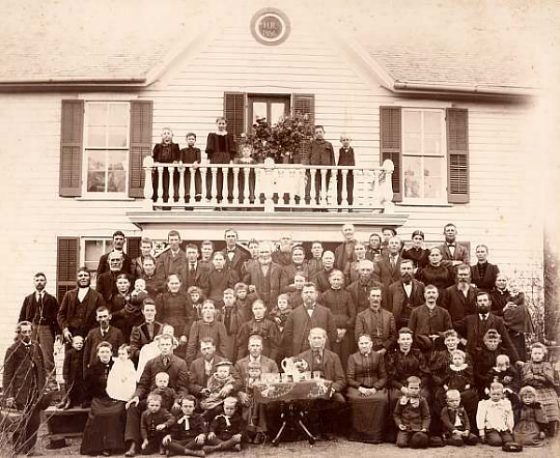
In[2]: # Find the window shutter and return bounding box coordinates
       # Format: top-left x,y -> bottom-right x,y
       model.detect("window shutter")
129,100 -> 153,198
59,100 -> 84,197
126,236 -> 142,260
57,237 -> 79,302
446,108 -> 469,203
224,92 -> 245,146
293,94 -> 315,125
380,106 -> 402,202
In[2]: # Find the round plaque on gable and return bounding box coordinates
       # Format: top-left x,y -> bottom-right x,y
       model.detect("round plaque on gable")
250,8 -> 291,46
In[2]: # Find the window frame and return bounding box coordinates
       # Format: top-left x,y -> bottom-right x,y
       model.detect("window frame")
401,107 -> 448,204
247,94 -> 291,130
82,101 -> 131,197
81,236 -> 112,287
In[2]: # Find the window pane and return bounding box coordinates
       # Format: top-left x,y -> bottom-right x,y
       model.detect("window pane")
87,150 -> 106,171
108,171 -> 127,192
424,111 -> 442,134
85,240 -> 104,264
271,103 -> 286,123
87,172 -> 106,192
424,157 -> 444,198
424,133 -> 443,155
403,110 -> 421,155
403,156 -> 422,198
87,104 -> 108,127
108,126 -> 128,147
253,102 -> 267,123
87,126 -> 107,147
109,103 -> 129,126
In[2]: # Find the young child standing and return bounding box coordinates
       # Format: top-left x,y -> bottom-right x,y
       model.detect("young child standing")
106,344 -> 137,402
163,395 -> 206,457
58,335 -> 86,409
513,385 -> 548,445
269,293 -> 293,333
204,397 -> 244,453
306,125 -> 335,203
140,393 -> 175,455
152,127 -> 180,202
476,382 -> 515,447
151,372 -> 178,412
187,286 -> 205,321
393,376 -> 431,448
232,282 -> 257,326
179,132 -> 202,202
440,389 -> 478,446
200,361 -> 237,419
337,134 -> 355,205
233,144 -> 256,203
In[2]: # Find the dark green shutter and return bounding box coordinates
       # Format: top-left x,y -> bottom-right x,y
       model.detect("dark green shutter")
57,237 -> 79,301
59,100 -> 84,197
129,100 -> 153,198
380,106 -> 402,202
224,92 -> 246,146
446,108 -> 469,203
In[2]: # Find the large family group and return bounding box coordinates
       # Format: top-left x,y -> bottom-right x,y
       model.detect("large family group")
4,222 -> 559,456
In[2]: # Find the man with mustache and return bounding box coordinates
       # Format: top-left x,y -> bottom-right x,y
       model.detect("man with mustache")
442,264 -> 479,327
385,260 -> 425,329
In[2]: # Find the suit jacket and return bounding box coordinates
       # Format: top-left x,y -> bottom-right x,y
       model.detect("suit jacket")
96,270 -> 123,304
385,279 -> 425,324
470,262 -> 500,292
243,262 -> 286,309
135,353 -> 189,399
129,321 -> 164,360
185,320 -> 228,365
354,307 -> 397,350
437,242 -> 470,265
334,240 -> 356,272
281,304 -> 337,357
297,348 -> 346,392
205,132 -> 236,163
234,355 -> 278,391
442,285 -> 479,324
83,326 -> 125,371
188,355 -> 230,396
184,262 -> 210,296
373,254 -> 403,288
456,314 -> 520,363
96,250 -> 133,277
308,139 -> 335,166
58,287 -> 105,336
19,291 -> 60,335
207,268 -> 239,304
346,278 -> 385,314
337,147 -> 355,166
156,249 -> 187,284
409,304 -> 452,350
441,406 -> 471,433
2,340 -> 46,406
222,246 -> 249,278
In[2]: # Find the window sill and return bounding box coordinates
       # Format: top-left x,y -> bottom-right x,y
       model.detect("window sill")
75,196 -> 136,202
396,201 -> 453,207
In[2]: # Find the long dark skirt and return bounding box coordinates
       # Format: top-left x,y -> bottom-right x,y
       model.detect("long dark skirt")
80,397 -> 126,455
347,387 -> 388,440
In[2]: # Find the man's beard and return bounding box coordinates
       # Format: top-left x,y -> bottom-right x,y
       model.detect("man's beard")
22,336 -> 31,344
401,273 -> 413,283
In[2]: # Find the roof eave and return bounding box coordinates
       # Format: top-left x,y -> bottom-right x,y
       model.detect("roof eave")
393,81 -> 539,99
0,77 -> 148,91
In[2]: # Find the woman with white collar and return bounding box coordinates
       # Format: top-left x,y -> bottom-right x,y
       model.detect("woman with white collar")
205,117 -> 236,202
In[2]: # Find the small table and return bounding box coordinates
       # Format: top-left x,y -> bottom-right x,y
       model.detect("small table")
253,378 -> 333,446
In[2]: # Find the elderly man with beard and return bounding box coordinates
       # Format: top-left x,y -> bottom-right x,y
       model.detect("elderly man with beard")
456,292 -> 520,365
354,287 -> 397,355
314,250 -> 336,293
271,233 -> 294,267
3,321 -> 47,456
385,260 -> 425,329
243,241 -> 286,309
96,250 -> 127,304
409,285 -> 453,352
442,264 -> 479,326
58,267 -> 105,342
346,259 -> 384,314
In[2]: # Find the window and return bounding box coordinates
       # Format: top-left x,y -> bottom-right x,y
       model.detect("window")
82,237 -> 112,286
83,102 -> 130,195
248,95 -> 290,127
402,109 -> 446,201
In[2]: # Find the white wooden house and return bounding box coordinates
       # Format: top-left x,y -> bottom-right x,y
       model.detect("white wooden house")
0,0 -> 549,360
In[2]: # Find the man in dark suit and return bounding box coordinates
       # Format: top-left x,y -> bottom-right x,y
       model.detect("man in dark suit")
437,223 -> 469,267
373,236 -> 403,288
96,250 -> 126,304
3,321 -> 47,455
442,264 -> 479,325
58,267 -> 105,343
334,223 -> 356,273
305,125 -> 335,203
409,285 -> 453,352
185,243 -> 210,296
18,272 -> 60,373
243,241 -> 286,309
129,299 -> 163,362
281,283 -> 337,357
156,230 -> 187,286
296,327 -> 346,439
346,260 -> 384,314
222,228 -> 249,278
124,334 -> 190,456
470,244 -> 500,293
355,286 -> 397,354
83,306 -> 125,371
455,292 -> 520,364
96,230 -> 132,277
385,260 -> 425,329
188,337 -> 230,398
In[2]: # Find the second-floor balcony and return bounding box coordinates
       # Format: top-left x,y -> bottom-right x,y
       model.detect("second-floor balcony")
140,158 -> 396,214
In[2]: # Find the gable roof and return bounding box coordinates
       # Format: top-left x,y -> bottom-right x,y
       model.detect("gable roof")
0,0 -> 552,95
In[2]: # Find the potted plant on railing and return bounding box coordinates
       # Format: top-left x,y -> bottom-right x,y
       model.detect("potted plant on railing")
244,113 -> 315,163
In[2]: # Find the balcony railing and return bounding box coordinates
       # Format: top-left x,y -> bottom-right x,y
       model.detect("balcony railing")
142,157 -> 395,213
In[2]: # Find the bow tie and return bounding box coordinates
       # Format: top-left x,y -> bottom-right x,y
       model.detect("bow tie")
306,306 -> 315,311
447,243 -> 455,247
400,396 -> 420,408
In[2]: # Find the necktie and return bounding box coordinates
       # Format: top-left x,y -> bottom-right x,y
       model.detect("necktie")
163,356 -> 169,367
391,256 -> 396,269
190,263 -> 195,272
147,323 -> 154,340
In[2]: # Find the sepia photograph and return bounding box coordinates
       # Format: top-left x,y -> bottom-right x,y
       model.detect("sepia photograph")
0,0 -> 559,456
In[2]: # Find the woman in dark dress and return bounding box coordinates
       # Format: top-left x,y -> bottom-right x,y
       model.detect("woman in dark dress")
205,117 -> 236,202
416,247 -> 454,304
346,334 -> 388,443
111,274 -> 143,342
80,341 -> 126,456
365,232 -> 382,263
402,230 -> 430,270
